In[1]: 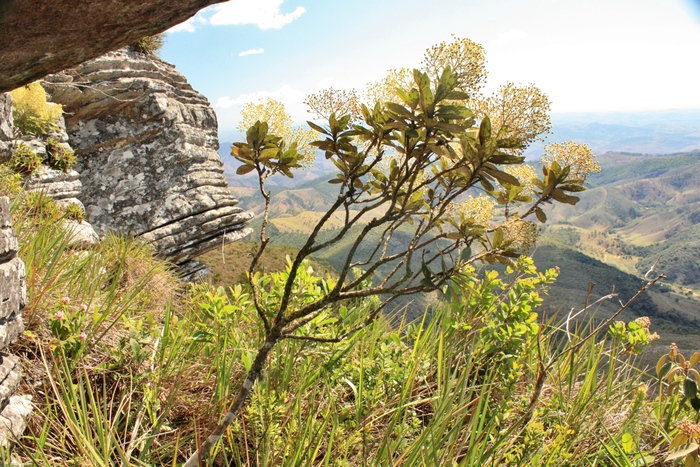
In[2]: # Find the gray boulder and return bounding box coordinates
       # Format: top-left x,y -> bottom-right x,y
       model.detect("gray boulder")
43,50 -> 252,266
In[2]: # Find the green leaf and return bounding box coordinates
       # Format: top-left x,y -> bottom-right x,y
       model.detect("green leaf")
307,121 -> 329,135
489,154 -> 526,165
479,178 -> 495,192
434,122 -> 466,134
685,378 -> 698,399
460,247 -> 472,263
241,352 -> 252,372
445,90 -> 470,101
236,164 -> 255,175
535,207 -> 547,223
550,188 -> 580,205
621,432 -> 635,454
658,360 -> 672,379
435,105 -> 472,120
689,351 -> 700,368
421,260 -> 433,280
486,168 -> 520,187
670,433 -> 690,451
479,115 -> 492,145
279,166 -> 294,178
666,442 -> 699,461
413,69 -> 435,115
493,227 -> 503,248
558,183 -> 587,192
496,137 -> 524,149
691,396 -> 700,412
259,147 -> 279,162
386,102 -> 413,119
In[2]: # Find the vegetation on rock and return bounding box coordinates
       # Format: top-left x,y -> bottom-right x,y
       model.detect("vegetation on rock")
8,143 -> 42,174
45,136 -> 76,172
9,82 -> 62,136
129,34 -> 166,56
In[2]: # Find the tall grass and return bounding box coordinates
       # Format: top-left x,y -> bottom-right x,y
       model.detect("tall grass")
6,191 -> 686,466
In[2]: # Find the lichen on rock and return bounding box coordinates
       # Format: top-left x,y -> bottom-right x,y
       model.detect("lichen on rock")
43,49 -> 253,267
0,196 -> 30,447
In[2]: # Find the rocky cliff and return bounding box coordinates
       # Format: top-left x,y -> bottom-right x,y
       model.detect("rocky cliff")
43,50 -> 252,269
0,197 -> 31,447
0,0 -> 227,93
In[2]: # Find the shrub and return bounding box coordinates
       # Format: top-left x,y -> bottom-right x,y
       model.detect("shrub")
129,34 -> 165,56
62,202 -> 85,222
46,137 -> 76,172
8,143 -> 42,174
20,191 -> 60,221
0,164 -> 23,197
10,81 -> 63,136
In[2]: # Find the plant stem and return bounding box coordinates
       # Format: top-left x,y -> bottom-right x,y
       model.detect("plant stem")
182,332 -> 280,467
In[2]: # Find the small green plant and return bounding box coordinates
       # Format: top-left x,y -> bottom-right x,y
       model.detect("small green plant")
608,316 -> 660,354
48,296 -> 88,358
62,202 -> 85,222
8,143 -> 43,174
655,344 -> 700,464
129,34 -> 165,56
20,191 -> 60,221
667,419 -> 700,466
442,256 -> 558,382
46,137 -> 76,172
10,81 -> 62,136
0,164 -> 23,196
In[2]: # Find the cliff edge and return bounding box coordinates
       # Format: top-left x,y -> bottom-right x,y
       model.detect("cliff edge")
43,49 -> 252,268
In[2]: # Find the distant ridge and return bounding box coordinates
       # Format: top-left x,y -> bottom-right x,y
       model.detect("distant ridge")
525,109 -> 700,157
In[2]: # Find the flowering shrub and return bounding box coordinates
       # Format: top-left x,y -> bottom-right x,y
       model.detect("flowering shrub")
10,81 -> 62,136
48,296 -> 88,358
608,316 -> 660,354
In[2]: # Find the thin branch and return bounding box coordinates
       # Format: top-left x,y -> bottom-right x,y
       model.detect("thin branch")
559,274 -> 664,357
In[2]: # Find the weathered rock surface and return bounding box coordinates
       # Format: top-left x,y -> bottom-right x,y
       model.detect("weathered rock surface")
25,166 -> 82,201
0,197 -> 29,446
43,50 -> 252,265
0,0 -> 228,93
0,394 -> 32,447
0,95 -> 12,141
62,219 -> 101,249
0,94 -> 13,162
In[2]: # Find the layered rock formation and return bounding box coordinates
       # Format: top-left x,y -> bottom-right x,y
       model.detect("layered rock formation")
0,197 -> 31,447
0,0 -> 228,93
43,50 -> 252,267
0,94 -> 13,162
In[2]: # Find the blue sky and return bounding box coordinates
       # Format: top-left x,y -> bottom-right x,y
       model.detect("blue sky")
161,0 -> 700,139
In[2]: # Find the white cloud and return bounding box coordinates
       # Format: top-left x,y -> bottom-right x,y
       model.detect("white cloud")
167,13 -> 208,33
239,48 -> 265,56
213,85 -> 309,131
209,0 -> 306,30
213,85 -> 303,109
